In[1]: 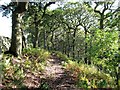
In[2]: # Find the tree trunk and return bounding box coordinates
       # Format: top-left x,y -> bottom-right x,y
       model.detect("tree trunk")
38,33 -> 41,47
84,28 -> 87,64
67,29 -> 70,57
72,29 -> 77,59
9,11 -> 23,56
33,13 -> 39,48
22,31 -> 26,51
114,66 -> 120,90
84,28 -> 91,64
100,14 -> 104,29
50,31 -> 54,50
43,29 -> 47,49
7,2 -> 28,56
118,14 -> 120,51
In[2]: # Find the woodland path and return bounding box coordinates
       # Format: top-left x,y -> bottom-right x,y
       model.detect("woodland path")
40,54 -> 79,90
0,54 -> 79,90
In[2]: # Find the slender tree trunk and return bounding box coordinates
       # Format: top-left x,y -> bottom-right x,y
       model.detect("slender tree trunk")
50,31 -> 54,50
115,67 -> 120,90
100,14 -> 104,29
84,28 -> 87,64
77,51 -> 79,58
38,32 -> 41,47
118,14 -> 120,51
72,29 -> 77,59
22,31 -> 26,51
67,29 -> 70,57
43,29 -> 47,49
84,28 -> 91,64
64,47 -> 67,55
33,13 -> 39,48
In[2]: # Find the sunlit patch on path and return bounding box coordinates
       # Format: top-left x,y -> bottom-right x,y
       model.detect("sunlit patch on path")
40,55 -> 78,90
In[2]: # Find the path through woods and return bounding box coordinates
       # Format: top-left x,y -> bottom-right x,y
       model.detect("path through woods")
40,54 -> 79,90
0,54 -> 79,90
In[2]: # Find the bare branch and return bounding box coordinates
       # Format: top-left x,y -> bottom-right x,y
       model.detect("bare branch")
42,2 -> 55,18
94,2 -> 101,15
102,2 -> 109,14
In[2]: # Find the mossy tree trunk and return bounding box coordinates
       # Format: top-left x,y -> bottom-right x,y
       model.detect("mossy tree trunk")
9,2 -> 28,56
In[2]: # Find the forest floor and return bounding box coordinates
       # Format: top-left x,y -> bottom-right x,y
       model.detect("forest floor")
1,54 -> 79,90
39,54 -> 79,90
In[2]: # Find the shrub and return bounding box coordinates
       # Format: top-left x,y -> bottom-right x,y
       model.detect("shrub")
52,51 -> 69,61
1,55 -> 25,88
1,48 -> 51,88
64,60 -> 115,88
22,48 -> 50,62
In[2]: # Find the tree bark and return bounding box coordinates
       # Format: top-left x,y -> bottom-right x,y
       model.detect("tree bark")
84,27 -> 91,64
33,13 -> 39,48
94,2 -> 108,30
72,29 -> 77,59
43,29 -> 47,49
67,29 -> 70,57
84,28 -> 87,64
50,30 -> 54,50
22,31 -> 26,50
100,14 -> 104,29
8,2 -> 28,56
9,11 -> 23,56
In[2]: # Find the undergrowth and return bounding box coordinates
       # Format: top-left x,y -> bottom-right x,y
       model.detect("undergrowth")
0,48 -> 51,88
51,51 -> 116,88
0,49 -> 117,89
64,60 -> 115,88
51,51 -> 70,61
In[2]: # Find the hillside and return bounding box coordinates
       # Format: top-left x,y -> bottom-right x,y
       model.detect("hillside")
0,48 -> 116,89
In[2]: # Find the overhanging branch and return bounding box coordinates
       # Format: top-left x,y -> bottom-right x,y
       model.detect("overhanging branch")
94,2 -> 101,15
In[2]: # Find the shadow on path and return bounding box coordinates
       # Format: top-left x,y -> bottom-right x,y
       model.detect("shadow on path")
40,55 -> 79,90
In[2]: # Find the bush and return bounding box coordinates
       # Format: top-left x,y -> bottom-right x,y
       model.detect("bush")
1,55 -> 25,88
22,48 -> 50,62
0,48 -> 51,88
64,60 -> 115,88
52,51 -> 69,61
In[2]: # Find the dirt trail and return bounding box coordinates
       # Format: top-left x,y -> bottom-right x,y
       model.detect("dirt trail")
0,55 -> 79,90
40,55 -> 79,90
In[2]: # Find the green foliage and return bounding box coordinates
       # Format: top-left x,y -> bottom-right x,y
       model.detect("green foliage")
39,82 -> 50,90
1,55 -> 25,87
23,48 -> 50,62
53,51 -> 70,61
64,60 -> 115,88
87,28 -> 119,84
88,29 -> 118,59
22,48 -> 51,72
0,48 -> 51,88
